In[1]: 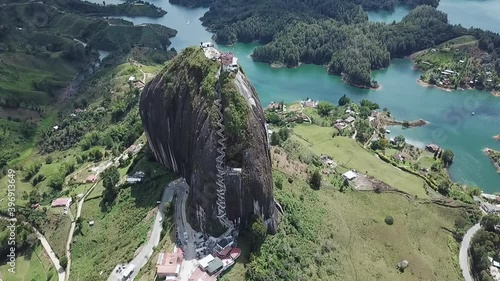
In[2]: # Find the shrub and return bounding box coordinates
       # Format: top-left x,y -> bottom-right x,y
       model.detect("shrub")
385,215 -> 394,225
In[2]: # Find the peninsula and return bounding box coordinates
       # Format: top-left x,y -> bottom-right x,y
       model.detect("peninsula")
413,35 -> 500,95
484,148 -> 500,173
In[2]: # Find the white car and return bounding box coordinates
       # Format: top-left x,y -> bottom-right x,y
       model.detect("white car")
183,232 -> 188,240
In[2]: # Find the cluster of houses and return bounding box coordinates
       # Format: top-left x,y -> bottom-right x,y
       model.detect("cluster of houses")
489,256 -> 500,281
300,98 -> 319,108
155,237 -> 241,281
333,115 -> 356,131
479,193 -> 500,215
200,42 -> 239,72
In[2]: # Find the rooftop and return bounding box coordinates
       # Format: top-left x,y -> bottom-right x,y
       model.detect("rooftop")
199,254 -> 214,268
342,170 -> 357,180
206,258 -> 224,275
51,198 -> 72,207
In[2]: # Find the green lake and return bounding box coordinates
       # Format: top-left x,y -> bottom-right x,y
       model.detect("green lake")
91,0 -> 500,193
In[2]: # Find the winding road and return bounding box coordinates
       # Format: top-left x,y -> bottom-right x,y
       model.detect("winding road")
107,178 -> 181,281
459,223 -> 481,281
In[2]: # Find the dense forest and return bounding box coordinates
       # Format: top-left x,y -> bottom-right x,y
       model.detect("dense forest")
194,0 -> 500,88
0,0 -> 177,167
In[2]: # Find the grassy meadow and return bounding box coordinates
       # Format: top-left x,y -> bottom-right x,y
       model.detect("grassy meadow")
292,124 -> 428,198
242,171 -> 469,280
0,245 -> 58,281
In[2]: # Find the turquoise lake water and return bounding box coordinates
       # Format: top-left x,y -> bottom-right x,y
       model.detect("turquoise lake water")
90,0 -> 500,193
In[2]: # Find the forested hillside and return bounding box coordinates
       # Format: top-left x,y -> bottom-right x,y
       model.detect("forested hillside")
196,0 -> 500,88
0,0 -> 176,167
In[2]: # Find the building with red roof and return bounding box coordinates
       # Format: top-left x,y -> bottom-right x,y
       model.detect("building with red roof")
86,175 -> 97,183
51,198 -> 72,208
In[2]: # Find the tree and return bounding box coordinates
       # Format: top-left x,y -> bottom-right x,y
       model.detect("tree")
394,135 -> 405,146
48,174 -> 64,191
270,131 -> 280,146
278,127 -> 289,141
101,167 -> 120,204
249,217 -> 267,250
316,101 -> 334,116
371,138 -> 388,150
359,99 -> 379,110
384,215 -> 394,225
60,256 -> 68,269
438,181 -> 450,196
265,111 -> 281,125
274,177 -> 283,190
480,214 -> 500,232
441,149 -> 455,167
338,94 -> 351,106
309,169 -> 321,190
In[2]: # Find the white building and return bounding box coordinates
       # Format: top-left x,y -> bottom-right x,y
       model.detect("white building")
342,170 -> 357,180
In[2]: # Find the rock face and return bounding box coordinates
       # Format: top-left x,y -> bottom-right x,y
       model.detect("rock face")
140,47 -> 278,235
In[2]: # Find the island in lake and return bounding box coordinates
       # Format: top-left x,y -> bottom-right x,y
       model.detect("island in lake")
484,148 -> 500,173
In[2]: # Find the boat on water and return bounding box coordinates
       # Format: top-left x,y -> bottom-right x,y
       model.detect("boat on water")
186,20 -> 190,24
472,112 -> 475,116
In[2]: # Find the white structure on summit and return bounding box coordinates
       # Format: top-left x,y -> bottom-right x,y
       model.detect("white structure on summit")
201,41 -> 239,72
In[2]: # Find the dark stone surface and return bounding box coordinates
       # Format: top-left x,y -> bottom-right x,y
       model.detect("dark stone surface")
140,47 -> 277,235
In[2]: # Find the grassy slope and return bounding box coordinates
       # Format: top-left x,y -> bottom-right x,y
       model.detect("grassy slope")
292,124 -> 428,198
0,245 -> 57,281
243,172 -> 465,280
70,169 -> 174,281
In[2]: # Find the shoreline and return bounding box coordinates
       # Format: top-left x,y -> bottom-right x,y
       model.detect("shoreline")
416,76 -> 499,97
483,148 -> 500,173
494,135 -> 500,141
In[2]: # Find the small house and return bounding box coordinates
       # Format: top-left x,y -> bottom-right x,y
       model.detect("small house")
344,116 -> 356,124
86,175 -> 97,183
334,123 -> 345,130
425,144 -> 439,153
200,42 -> 213,48
342,170 -> 357,180
51,198 -> 72,208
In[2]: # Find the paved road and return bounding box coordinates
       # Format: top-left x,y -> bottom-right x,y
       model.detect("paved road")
107,178 -> 182,281
174,179 -> 200,279
459,223 -> 481,281
66,145 -> 141,281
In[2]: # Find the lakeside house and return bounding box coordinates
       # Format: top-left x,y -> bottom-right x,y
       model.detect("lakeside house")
425,144 -> 440,153
300,98 -> 318,108
481,202 -> 500,214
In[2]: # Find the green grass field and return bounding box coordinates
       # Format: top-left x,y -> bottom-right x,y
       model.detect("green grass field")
292,124 -> 428,198
0,245 -> 57,281
438,35 -> 477,48
242,172 -> 468,280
